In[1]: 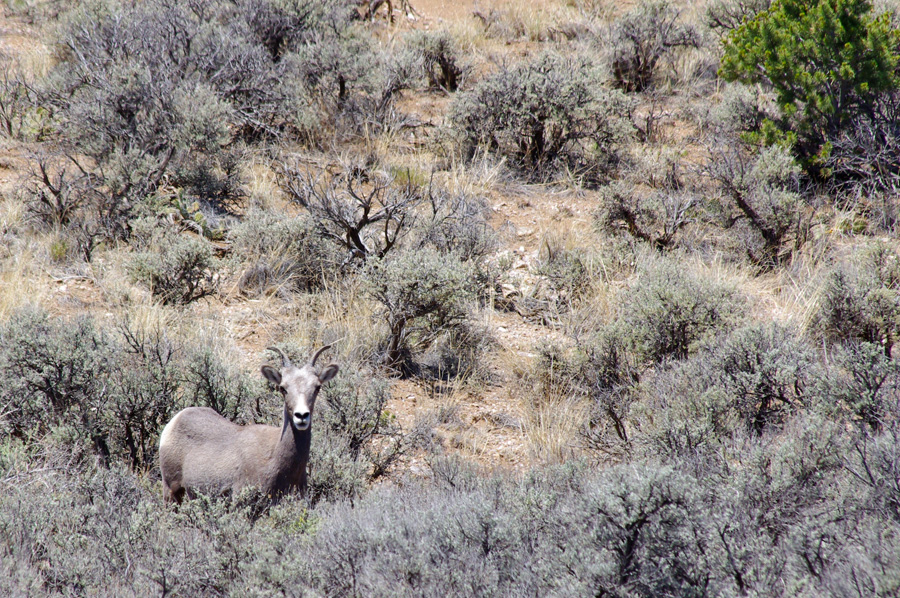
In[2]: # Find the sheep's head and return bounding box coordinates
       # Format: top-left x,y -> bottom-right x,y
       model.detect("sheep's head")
261,347 -> 339,431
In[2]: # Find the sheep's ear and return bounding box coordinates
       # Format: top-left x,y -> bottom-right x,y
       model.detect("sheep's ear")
319,364 -> 339,384
261,365 -> 282,386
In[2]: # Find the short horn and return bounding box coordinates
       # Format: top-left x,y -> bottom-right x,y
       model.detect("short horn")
310,344 -> 332,367
267,346 -> 291,367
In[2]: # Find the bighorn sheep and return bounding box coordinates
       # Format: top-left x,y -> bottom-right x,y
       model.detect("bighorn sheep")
158,346 -> 339,504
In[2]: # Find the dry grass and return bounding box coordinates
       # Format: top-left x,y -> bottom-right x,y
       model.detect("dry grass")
0,243 -> 48,320
438,15 -> 495,54
472,0 -> 597,42
118,302 -> 181,336
490,337 -> 585,465
14,42 -> 53,81
241,156 -> 287,212
0,191 -> 23,234
517,374 -> 587,464
89,245 -> 152,309
561,278 -> 618,341
283,277 -> 384,363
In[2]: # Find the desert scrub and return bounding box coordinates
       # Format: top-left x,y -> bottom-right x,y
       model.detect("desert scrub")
306,463 -> 709,597
533,243 -> 593,314
706,142 -> 806,266
308,365 -> 409,502
285,14 -> 403,140
516,336 -> 637,462
699,413 -> 854,594
52,0 -> 241,207
1,422 -> 900,595
129,231 -> 219,304
229,208 -> 338,296
574,329 -> 640,457
619,260 -> 744,363
181,337 -> 264,424
23,154 -> 115,261
706,0 -> 773,33
172,148 -> 247,217
0,307 -> 269,469
644,322 -> 814,464
0,309 -> 175,468
817,340 -> 900,432
705,83 -> 771,136
0,307 -> 111,444
818,242 -> 900,356
45,0 -> 383,233
363,247 -> 481,371
0,63 -> 44,142
412,187 -> 497,262
607,0 -> 701,92
449,51 -> 634,182
596,181 -> 697,250
277,161 -> 424,262
0,462 -> 324,596
695,322 -> 813,436
414,321 -> 494,382
401,30 -> 466,92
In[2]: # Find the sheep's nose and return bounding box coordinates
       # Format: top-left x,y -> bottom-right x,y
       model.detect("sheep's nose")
294,411 -> 310,424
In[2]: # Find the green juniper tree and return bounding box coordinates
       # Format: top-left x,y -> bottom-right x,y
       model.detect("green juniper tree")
720,0 -> 899,174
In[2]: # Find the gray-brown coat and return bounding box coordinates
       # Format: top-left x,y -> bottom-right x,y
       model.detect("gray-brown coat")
158,347 -> 338,503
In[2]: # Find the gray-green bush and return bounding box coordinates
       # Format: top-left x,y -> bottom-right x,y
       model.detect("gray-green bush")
305,462 -> 709,598
449,52 -> 634,181
535,245 -> 591,304
309,366 -> 407,500
230,208 -> 338,296
364,247 -> 482,372
0,63 -> 41,141
694,323 -> 812,435
0,307 -> 111,445
608,0 -> 701,92
620,261 -> 744,362
403,30 -> 466,92
0,307 -> 404,487
819,242 -> 900,356
413,188 -> 497,262
818,340 -> 900,432
0,308 -> 267,469
129,231 -> 219,305
286,15 -> 404,140
42,0 -> 382,243
706,0 -> 772,34
278,163 -> 424,262
707,142 -> 806,266
574,328 -> 639,456
643,322 -> 814,472
2,415 -> 900,596
596,181 -> 697,250
23,154 -> 113,261
0,462 -> 324,596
